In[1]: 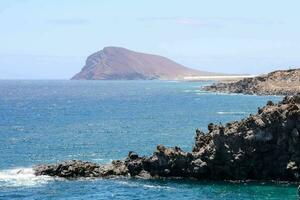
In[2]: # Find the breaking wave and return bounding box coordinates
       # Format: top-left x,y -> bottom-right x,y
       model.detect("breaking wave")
217,111 -> 246,115
0,167 -> 53,187
116,180 -> 173,190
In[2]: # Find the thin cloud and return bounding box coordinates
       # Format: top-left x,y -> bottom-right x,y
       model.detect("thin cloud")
174,18 -> 208,26
139,17 -> 283,27
46,18 -> 90,26
139,17 -> 221,28
213,17 -> 284,25
0,0 -> 29,15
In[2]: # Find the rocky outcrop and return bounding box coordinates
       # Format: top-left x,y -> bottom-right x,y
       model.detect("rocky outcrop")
203,68 -> 300,95
34,95 -> 300,184
191,95 -> 300,181
71,47 -> 221,80
34,160 -> 128,178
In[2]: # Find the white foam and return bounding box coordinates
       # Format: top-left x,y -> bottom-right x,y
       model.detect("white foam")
195,92 -> 210,95
91,158 -> 113,164
217,111 -> 246,115
0,167 -> 53,187
142,184 -> 172,190
116,180 -> 173,190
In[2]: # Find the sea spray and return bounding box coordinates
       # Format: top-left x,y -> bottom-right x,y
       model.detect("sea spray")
0,168 -> 53,187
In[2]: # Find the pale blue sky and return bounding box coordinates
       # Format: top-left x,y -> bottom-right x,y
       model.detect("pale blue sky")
0,0 -> 300,79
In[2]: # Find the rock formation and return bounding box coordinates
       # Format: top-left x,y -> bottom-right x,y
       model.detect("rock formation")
71,47 -> 220,80
34,95 -> 300,185
203,68 -> 300,95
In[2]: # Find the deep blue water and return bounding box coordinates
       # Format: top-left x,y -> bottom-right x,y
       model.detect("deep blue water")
0,80 -> 298,199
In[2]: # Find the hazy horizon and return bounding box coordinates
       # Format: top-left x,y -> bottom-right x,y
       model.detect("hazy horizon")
0,0 -> 300,79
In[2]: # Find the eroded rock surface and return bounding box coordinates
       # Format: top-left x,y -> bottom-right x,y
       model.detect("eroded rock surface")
34,95 -> 300,183
34,160 -> 128,178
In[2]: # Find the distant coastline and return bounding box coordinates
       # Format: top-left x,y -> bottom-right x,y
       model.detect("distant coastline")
183,75 -> 254,81
203,68 -> 300,95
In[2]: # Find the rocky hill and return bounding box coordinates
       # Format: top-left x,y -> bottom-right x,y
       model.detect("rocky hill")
203,68 -> 300,95
72,47 -> 220,80
35,95 -> 300,184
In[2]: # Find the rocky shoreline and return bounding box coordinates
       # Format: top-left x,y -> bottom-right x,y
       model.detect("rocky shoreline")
203,68 -> 300,95
34,95 -> 300,196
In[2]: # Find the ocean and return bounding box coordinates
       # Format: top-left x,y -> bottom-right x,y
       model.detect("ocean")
0,80 -> 298,199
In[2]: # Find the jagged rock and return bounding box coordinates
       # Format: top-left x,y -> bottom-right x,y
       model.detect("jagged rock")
34,95 -> 300,185
34,160 -> 102,178
34,160 -> 129,178
128,151 -> 139,160
143,145 -> 193,177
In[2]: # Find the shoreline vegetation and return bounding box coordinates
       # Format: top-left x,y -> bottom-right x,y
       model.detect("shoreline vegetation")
34,95 -> 300,197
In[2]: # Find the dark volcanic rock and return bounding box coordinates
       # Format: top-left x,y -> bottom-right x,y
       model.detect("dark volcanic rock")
143,145 -> 193,177
191,96 -> 300,181
203,68 -> 300,95
34,95 -> 300,184
34,160 -> 128,178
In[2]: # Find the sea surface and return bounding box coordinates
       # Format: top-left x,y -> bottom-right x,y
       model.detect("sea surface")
0,80 -> 298,199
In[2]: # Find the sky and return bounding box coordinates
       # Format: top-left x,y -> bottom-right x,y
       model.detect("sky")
0,0 -> 300,79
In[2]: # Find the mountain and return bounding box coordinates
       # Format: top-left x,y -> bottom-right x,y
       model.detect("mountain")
203,68 -> 300,95
71,47 -> 220,80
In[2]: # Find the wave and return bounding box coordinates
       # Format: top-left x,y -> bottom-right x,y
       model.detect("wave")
195,92 -> 210,95
142,184 -> 173,190
116,180 -> 173,190
0,167 -> 53,187
183,89 -> 193,93
91,158 -> 114,164
217,111 -> 246,115
183,89 -> 210,95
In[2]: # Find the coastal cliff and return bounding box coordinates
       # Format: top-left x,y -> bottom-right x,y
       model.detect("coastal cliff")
71,47 -> 220,80
34,95 -> 300,183
203,68 -> 300,95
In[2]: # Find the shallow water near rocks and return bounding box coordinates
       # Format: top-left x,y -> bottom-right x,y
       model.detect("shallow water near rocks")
0,80 -> 298,199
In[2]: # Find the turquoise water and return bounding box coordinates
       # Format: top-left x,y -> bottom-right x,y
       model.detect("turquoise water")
0,80 -> 297,199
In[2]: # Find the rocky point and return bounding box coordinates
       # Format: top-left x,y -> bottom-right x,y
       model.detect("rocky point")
203,68 -> 300,95
34,95 -> 300,196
